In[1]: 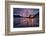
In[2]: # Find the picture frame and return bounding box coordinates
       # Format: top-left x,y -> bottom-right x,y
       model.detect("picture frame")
5,0 -> 45,36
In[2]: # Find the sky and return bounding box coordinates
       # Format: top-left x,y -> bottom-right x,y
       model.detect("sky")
13,8 -> 39,17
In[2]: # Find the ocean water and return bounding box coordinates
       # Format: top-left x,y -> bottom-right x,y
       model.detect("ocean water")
13,17 -> 39,28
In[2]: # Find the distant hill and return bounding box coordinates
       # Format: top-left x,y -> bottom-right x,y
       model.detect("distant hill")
13,12 -> 39,18
13,15 -> 23,18
34,12 -> 39,17
29,12 -> 39,18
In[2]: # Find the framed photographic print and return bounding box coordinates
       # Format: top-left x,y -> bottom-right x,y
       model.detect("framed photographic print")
5,0 -> 45,36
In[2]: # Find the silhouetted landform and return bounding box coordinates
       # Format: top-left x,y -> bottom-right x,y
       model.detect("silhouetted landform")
13,15 -> 23,18
13,12 -> 39,18
34,12 -> 39,17
29,12 -> 39,18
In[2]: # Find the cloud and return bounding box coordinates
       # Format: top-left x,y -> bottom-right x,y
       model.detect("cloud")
13,8 -> 39,17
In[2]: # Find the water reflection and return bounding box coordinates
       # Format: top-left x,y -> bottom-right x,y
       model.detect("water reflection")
13,17 -> 39,28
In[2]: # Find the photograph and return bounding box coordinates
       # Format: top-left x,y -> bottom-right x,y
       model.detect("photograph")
5,1 -> 45,35
13,8 -> 39,28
